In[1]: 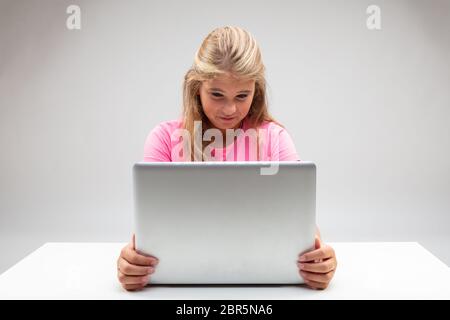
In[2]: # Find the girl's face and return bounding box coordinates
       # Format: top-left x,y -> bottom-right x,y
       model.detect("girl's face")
198,73 -> 255,131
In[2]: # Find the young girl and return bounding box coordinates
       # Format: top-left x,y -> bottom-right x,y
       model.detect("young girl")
117,26 -> 337,291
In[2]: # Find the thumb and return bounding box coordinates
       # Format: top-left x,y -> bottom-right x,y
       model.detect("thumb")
315,236 -> 322,249
131,233 -> 136,250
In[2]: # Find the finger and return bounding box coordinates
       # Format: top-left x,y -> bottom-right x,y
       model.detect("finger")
123,283 -> 146,291
300,270 -> 335,284
304,279 -> 328,290
118,257 -> 155,276
117,270 -> 150,285
299,246 -> 334,262
297,258 -> 336,273
121,247 -> 159,266
128,234 -> 160,263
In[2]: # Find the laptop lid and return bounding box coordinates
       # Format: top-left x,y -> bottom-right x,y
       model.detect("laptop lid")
133,161 -> 316,284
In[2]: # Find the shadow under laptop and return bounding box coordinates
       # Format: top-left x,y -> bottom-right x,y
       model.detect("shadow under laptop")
147,283 -> 308,288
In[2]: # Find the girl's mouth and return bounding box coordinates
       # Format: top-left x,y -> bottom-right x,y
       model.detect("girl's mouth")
219,116 -> 236,122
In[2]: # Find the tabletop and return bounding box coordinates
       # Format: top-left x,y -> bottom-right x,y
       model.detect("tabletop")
0,242 -> 449,299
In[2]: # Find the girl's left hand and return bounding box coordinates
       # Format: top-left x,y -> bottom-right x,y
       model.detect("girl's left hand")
297,237 -> 337,290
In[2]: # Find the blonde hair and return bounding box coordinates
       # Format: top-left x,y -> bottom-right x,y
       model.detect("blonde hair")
181,26 -> 280,161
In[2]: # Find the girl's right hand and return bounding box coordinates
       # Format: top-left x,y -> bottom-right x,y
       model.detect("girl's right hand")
117,234 -> 159,291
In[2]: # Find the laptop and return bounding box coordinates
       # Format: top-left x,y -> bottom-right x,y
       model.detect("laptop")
132,161 -> 316,284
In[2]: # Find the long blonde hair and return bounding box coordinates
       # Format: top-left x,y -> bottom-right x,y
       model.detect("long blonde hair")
181,26 -> 279,161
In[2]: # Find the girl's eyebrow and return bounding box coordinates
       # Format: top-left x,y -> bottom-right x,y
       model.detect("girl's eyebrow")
208,88 -> 251,94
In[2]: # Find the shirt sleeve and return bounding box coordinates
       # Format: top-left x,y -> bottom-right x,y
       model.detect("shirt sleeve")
142,123 -> 172,162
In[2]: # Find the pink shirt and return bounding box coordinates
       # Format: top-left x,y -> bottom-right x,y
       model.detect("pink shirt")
143,118 -> 300,162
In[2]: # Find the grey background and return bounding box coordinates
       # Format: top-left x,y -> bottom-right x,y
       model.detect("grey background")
1,0 -> 449,274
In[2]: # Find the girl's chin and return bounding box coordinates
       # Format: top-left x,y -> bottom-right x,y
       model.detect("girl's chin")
215,118 -> 240,129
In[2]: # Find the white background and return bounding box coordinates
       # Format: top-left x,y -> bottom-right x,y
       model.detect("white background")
0,0 -> 449,273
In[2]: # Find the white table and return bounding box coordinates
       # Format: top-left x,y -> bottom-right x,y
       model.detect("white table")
0,242 -> 448,299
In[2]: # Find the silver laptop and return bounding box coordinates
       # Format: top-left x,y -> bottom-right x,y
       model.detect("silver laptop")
133,161 -> 316,284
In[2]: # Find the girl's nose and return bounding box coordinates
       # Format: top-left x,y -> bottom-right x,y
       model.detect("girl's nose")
223,103 -> 237,115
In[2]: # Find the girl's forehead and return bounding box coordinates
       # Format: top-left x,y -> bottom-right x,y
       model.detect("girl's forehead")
204,74 -> 255,90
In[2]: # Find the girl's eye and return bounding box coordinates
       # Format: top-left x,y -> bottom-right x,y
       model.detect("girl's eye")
211,92 -> 248,100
